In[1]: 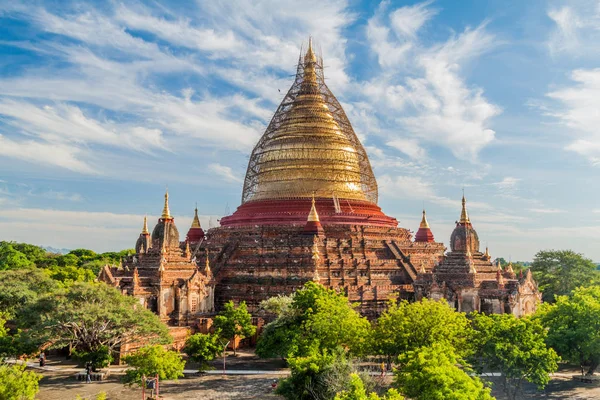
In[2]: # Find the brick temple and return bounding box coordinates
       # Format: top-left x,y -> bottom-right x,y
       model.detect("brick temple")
99,39 -> 541,328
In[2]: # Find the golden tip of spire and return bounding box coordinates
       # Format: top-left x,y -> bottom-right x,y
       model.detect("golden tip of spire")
305,36 -> 316,63
420,209 -> 430,229
308,194 -> 320,222
161,189 -> 172,219
459,193 -> 470,224
142,215 -> 149,234
191,205 -> 201,228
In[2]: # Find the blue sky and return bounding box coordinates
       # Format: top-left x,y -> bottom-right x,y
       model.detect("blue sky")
0,0 -> 598,261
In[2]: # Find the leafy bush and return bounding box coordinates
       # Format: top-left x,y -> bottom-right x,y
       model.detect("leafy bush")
122,345 -> 185,384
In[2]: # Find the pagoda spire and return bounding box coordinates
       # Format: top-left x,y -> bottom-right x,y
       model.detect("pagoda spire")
142,215 -> 149,235
460,192 -> 470,224
161,189 -> 172,219
308,194 -> 320,222
483,246 -> 491,261
420,209 -> 430,229
191,204 -> 201,228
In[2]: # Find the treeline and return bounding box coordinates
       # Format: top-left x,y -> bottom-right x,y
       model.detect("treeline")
0,241 -> 133,284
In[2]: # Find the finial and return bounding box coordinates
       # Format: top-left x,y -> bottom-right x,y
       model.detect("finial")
484,246 -> 490,260
142,215 -> 149,235
205,249 -> 211,274
459,192 -> 470,224
308,193 -> 320,222
506,261 -> 514,274
420,209 -> 430,229
311,235 -> 320,261
496,259 -> 503,271
497,269 -> 504,286
306,36 -> 316,63
161,189 -> 172,219
191,204 -> 201,228
419,261 -> 426,274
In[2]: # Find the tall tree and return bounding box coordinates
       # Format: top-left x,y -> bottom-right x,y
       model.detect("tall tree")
122,345 -> 185,384
256,282 -> 371,359
531,250 -> 599,303
471,313 -> 559,400
183,332 -> 223,371
213,301 -> 256,356
372,298 -> 473,365
0,269 -> 58,318
537,286 -> 600,375
393,344 -> 494,400
19,282 -> 171,368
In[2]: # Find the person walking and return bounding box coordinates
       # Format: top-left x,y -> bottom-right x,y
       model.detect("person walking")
39,352 -> 45,367
85,361 -> 92,384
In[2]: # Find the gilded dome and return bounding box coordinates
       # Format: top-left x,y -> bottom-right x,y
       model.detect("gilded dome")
241,39 -> 378,204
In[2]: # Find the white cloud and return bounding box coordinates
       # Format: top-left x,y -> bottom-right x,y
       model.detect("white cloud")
545,68 -> 600,164
386,138 -> 427,159
528,208 -> 564,214
492,177 -> 520,190
547,3 -> 600,56
208,163 -> 243,183
363,2 -> 500,162
0,134 -> 93,173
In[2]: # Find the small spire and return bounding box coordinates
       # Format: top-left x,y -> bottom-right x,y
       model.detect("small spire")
308,194 -> 320,222
305,36 -> 316,63
497,269 -> 504,286
311,235 -> 320,261
205,250 -> 211,275
161,189 -> 172,219
496,259 -> 503,271
420,209 -> 430,229
419,261 -> 427,274
142,216 -> 149,235
459,192 -> 470,224
506,261 -> 514,274
484,246 -> 490,260
191,204 -> 201,228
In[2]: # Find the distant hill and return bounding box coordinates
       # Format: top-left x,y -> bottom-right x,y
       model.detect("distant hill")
42,246 -> 71,255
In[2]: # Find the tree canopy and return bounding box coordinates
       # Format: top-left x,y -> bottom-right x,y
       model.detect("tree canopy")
0,363 -> 42,400
531,250 -> 599,303
393,344 -> 494,400
537,286 -> 600,375
183,332 -> 223,371
122,345 -> 185,384
471,313 -> 559,399
213,300 -> 256,356
256,282 -> 371,359
373,298 -> 473,363
19,282 -> 171,363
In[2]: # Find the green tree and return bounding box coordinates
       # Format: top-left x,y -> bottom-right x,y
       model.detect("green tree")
0,269 -> 58,318
257,282 -> 371,359
183,332 -> 222,371
0,363 -> 42,400
335,373 -> 403,400
44,264 -> 96,284
537,286 -> 600,375
213,301 -> 256,356
531,250 -> 599,303
10,242 -> 47,264
276,348 -> 350,400
122,345 -> 184,384
373,298 -> 472,366
393,344 -> 494,400
20,282 -> 170,369
471,313 -> 559,399
0,242 -> 34,271
259,294 -> 294,317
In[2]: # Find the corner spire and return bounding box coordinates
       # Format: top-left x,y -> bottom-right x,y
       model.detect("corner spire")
191,204 -> 201,228
459,192 -> 470,224
420,209 -> 430,229
161,189 -> 172,219
142,216 -> 149,235
305,36 -> 316,64
308,194 -> 320,222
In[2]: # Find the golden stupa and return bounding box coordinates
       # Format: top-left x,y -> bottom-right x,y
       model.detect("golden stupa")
241,39 -> 378,204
